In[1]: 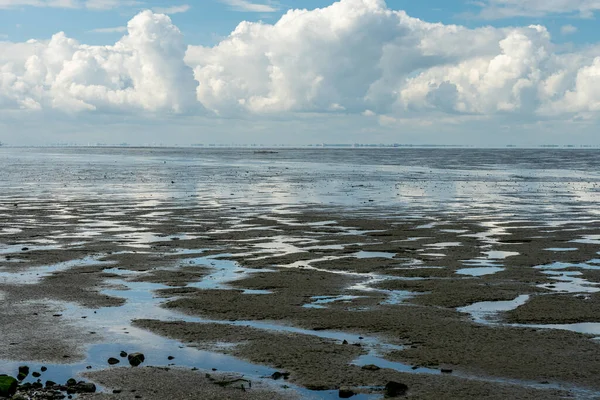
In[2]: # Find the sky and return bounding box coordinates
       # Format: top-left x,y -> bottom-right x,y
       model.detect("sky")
1,0 -> 600,146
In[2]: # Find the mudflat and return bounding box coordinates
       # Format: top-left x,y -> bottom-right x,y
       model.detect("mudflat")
1,147 -> 599,399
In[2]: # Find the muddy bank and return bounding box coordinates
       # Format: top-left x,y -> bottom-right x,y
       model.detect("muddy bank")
80,367 -> 296,400
2,193 -> 600,399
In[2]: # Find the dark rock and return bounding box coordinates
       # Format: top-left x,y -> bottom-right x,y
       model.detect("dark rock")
339,387 -> 356,398
384,381 -> 408,397
113,389 -> 123,394
108,357 -> 120,365
66,378 -> 77,387
32,372 -> 41,378
167,356 -> 175,360
120,351 -> 128,358
271,372 -> 290,380
17,366 -> 29,381
46,380 -> 57,387
32,381 -> 43,389
342,340 -> 348,345
41,366 -> 47,372
441,368 -> 453,374
361,364 -> 381,371
75,382 -> 97,393
128,353 -> 146,367
0,375 -> 18,397
21,247 -> 29,251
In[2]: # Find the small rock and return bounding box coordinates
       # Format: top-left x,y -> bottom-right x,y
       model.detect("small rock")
342,340 -> 348,345
361,364 -> 380,371
41,366 -> 47,372
441,368 -> 453,374
17,366 -> 29,381
271,372 -> 290,381
108,357 -> 120,365
120,351 -> 128,358
32,371 -> 41,378
21,247 -> 29,251
339,387 -> 356,398
66,378 -> 77,387
113,389 -> 123,394
128,353 -> 146,367
384,381 -> 408,397
75,382 -> 97,393
46,380 -> 57,387
167,356 -> 175,360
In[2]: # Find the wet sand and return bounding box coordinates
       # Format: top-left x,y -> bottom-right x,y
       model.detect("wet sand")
1,148 -> 600,399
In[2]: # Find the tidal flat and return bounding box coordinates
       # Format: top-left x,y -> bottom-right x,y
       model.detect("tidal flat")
1,147 -> 600,399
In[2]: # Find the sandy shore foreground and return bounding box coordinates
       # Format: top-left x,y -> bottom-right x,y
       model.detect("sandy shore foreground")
1,196 -> 600,399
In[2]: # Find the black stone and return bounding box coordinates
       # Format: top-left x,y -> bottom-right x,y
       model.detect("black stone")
384,381 -> 408,397
339,387 -> 356,398
108,357 -> 120,365
128,353 -> 145,367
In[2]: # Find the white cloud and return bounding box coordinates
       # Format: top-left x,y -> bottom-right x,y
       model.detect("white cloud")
0,10 -> 198,113
88,26 -> 127,34
2,0 -> 600,130
152,4 -> 190,14
182,0 -> 600,122
474,0 -> 600,19
561,24 -> 578,35
219,0 -> 277,12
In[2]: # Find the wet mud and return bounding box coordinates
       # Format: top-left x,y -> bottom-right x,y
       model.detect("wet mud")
2,147 -> 600,399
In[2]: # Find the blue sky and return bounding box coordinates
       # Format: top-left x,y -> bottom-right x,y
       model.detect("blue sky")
1,0 -> 600,146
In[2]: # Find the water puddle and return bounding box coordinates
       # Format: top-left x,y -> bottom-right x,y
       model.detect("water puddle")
0,256 -> 113,284
457,295 -> 531,324
571,235 -> 600,245
538,271 -> 600,293
424,242 -> 461,250
185,255 -> 275,294
544,248 -> 578,252
460,250 -> 519,272
303,295 -> 363,309
535,261 -> 600,293
353,251 -> 395,259
459,295 -> 600,338
456,267 -> 505,277
0,243 -> 61,255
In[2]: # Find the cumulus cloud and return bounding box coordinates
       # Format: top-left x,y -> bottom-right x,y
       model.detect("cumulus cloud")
3,0 -> 600,124
0,10 -> 198,113
183,0 -> 600,121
